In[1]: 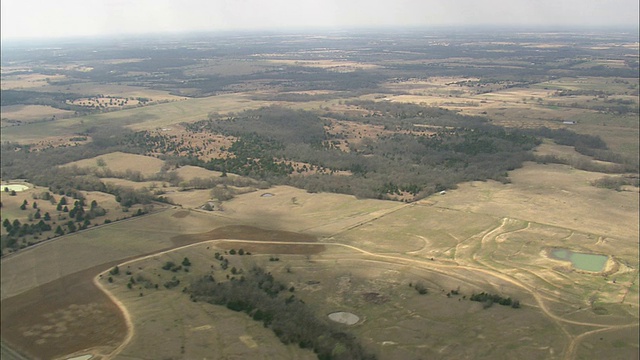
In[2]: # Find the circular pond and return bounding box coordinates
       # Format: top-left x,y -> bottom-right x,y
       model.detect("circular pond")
328,311 -> 360,325
1,184 -> 29,192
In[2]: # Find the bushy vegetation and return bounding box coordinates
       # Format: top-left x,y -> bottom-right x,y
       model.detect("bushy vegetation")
189,265 -> 375,360
469,292 -> 521,309
0,90 -> 99,115
591,175 -> 640,190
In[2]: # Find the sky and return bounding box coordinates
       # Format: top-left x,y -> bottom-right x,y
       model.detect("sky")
1,0 -> 639,40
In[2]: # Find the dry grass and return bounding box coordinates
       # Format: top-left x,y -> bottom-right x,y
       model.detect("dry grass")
62,152 -> 165,177
0,73 -> 67,90
174,165 -> 233,181
1,105 -> 74,122
267,59 -> 381,72
165,189 -> 214,208
35,83 -> 188,102
425,162 -> 639,245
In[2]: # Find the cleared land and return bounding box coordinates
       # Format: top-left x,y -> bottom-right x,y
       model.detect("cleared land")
1,105 -> 74,123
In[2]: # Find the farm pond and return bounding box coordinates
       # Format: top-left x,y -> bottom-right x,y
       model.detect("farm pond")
550,248 -> 608,272
1,184 -> 29,192
328,311 -> 360,325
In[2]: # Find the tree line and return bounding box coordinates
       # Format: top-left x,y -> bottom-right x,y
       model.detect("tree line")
188,264 -> 376,360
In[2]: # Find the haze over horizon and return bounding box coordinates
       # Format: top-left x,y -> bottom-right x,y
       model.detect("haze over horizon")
2,0 -> 639,41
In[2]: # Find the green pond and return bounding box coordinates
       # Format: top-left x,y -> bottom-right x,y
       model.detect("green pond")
551,249 -> 608,272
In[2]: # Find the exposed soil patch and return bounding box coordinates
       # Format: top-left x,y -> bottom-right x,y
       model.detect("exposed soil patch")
171,225 -> 317,247
0,263 -> 126,360
215,240 -> 325,255
327,311 -> 360,325
171,210 -> 191,218
362,292 -> 389,304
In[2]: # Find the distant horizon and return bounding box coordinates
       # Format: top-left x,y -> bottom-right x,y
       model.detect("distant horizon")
2,0 -> 638,42
2,24 -> 639,47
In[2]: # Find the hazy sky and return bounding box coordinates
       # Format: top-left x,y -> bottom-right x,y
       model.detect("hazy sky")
2,0 -> 639,40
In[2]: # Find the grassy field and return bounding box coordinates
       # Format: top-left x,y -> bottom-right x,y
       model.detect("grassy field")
1,104 -> 75,122
62,151 -> 166,177
1,157 -> 637,359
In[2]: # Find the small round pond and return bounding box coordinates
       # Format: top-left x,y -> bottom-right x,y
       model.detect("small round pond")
328,311 -> 359,325
550,248 -> 608,272
2,184 -> 29,192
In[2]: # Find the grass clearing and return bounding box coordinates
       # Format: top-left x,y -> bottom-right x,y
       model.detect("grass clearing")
62,152 -> 165,177
0,73 -> 67,90
428,162 -> 639,245
1,105 -> 74,123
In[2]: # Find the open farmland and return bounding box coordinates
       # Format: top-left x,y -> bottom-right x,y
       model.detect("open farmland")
1,30 -> 638,360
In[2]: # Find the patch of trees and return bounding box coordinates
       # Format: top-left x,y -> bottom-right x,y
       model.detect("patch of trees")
469,292 -> 521,309
203,134 -> 295,179
188,265 -> 375,359
409,281 -> 428,295
1,125 -> 143,182
2,218 -> 52,241
591,175 -> 639,191
343,100 -> 490,128
197,106 -> 328,146
161,261 -> 183,272
175,106 -> 542,199
123,102 -> 634,201
1,193 -> 111,253
524,127 -> 638,171
0,90 -> 99,114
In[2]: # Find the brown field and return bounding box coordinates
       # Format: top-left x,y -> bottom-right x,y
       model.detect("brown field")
0,264 -> 126,360
18,82 -> 188,103
1,105 -> 74,123
62,152 -> 165,177
0,73 -> 67,90
174,165 -> 228,181
427,162 -> 639,244
267,59 -> 381,72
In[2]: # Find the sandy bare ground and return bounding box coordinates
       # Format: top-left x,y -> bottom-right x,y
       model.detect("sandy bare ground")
0,263 -> 126,360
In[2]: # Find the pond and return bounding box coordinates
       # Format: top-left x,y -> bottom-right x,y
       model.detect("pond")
550,248 -> 608,272
328,311 -> 359,325
1,184 -> 29,192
